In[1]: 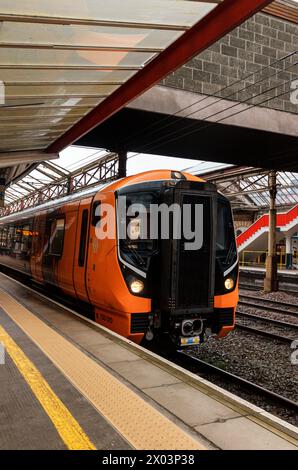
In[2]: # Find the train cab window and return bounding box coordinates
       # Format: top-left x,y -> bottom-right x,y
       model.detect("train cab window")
78,209 -> 88,267
118,191 -> 159,272
216,199 -> 237,268
49,218 -> 65,256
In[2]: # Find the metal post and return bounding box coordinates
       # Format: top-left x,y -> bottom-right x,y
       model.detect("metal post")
67,176 -> 73,194
264,170 -> 279,292
118,150 -> 127,178
286,234 -> 293,269
0,177 -> 5,208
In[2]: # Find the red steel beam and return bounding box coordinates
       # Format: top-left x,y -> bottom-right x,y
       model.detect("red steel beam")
47,0 -> 272,154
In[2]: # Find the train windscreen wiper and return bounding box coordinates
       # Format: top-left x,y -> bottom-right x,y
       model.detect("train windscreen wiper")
225,241 -> 236,267
126,244 -> 147,268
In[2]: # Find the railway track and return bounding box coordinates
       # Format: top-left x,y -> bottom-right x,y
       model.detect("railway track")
236,292 -> 298,343
239,294 -> 298,317
235,323 -> 295,344
173,351 -> 298,416
239,283 -> 298,296
239,283 -> 259,291
237,310 -> 298,329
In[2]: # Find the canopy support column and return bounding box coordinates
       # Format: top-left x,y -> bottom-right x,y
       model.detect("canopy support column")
118,150 -> 127,178
264,170 -> 279,292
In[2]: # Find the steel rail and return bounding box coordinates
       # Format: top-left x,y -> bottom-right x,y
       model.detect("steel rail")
236,323 -> 295,344
239,295 -> 298,314
236,311 -> 298,328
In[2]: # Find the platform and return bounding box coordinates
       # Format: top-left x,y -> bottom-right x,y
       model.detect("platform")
239,266 -> 298,292
240,266 -> 298,276
0,272 -> 297,451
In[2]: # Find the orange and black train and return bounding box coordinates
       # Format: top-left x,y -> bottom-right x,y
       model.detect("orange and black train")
0,170 -> 238,348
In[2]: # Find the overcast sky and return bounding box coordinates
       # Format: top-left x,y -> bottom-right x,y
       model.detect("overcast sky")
59,146 -> 209,176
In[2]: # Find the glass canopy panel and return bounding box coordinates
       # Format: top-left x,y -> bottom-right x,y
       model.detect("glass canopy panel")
0,49 -> 156,68
3,97 -> 104,107
0,1 -> 217,28
0,22 -> 184,51
0,0 -> 219,156
5,84 -> 120,99
0,129 -> 68,137
0,107 -> 91,118
0,141 -> 51,151
0,115 -> 81,125
0,69 -> 137,84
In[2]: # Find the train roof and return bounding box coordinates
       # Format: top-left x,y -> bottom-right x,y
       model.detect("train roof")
0,181 -> 112,224
0,169 -> 206,224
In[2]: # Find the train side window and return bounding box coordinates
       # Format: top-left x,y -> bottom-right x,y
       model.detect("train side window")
49,218 -> 65,256
92,200 -> 101,226
7,225 -> 15,250
78,209 -> 88,267
1,227 -> 8,248
21,224 -> 32,254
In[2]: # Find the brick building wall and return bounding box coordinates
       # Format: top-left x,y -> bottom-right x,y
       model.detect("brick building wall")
162,11 -> 298,114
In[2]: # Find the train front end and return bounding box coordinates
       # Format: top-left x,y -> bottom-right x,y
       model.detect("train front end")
116,174 -> 238,348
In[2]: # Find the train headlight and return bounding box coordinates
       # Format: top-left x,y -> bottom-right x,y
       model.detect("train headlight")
224,277 -> 234,291
130,279 -> 144,294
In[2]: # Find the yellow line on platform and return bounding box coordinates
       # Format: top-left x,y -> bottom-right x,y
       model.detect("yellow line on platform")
0,288 -> 204,450
0,325 -> 96,450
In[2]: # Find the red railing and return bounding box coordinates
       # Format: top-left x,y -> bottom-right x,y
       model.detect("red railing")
237,204 -> 298,248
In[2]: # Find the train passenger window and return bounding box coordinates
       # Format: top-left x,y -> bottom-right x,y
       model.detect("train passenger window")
13,226 -> 22,253
0,227 -> 8,248
21,225 -> 32,254
92,200 -> 101,226
7,226 -> 15,250
49,218 -> 65,256
78,209 -> 88,267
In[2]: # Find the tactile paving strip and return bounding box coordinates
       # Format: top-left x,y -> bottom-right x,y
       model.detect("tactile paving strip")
0,325 -> 96,450
0,289 -> 205,450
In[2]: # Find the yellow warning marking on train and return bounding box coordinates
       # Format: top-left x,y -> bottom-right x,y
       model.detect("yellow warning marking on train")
0,289 -> 204,450
0,325 -> 96,451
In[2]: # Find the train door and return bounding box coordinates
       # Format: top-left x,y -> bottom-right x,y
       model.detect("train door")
42,213 -> 65,287
86,192 -> 114,308
55,206 -> 79,297
73,197 -> 93,303
31,212 -> 47,283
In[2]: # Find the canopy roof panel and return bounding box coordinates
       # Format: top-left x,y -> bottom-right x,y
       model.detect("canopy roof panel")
0,0 -> 273,187
194,165 -> 298,209
0,0 -> 219,154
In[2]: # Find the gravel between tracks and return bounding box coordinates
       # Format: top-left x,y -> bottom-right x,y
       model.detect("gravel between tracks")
239,289 -> 298,325
189,328 -> 298,426
241,289 -> 298,305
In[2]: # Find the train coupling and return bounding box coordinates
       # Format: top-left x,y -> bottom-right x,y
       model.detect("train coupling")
177,318 -> 204,348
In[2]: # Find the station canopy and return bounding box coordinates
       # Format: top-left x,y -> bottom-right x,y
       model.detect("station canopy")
0,0 -> 219,154
0,0 -> 273,186
186,164 -> 298,210
3,150 -> 298,216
